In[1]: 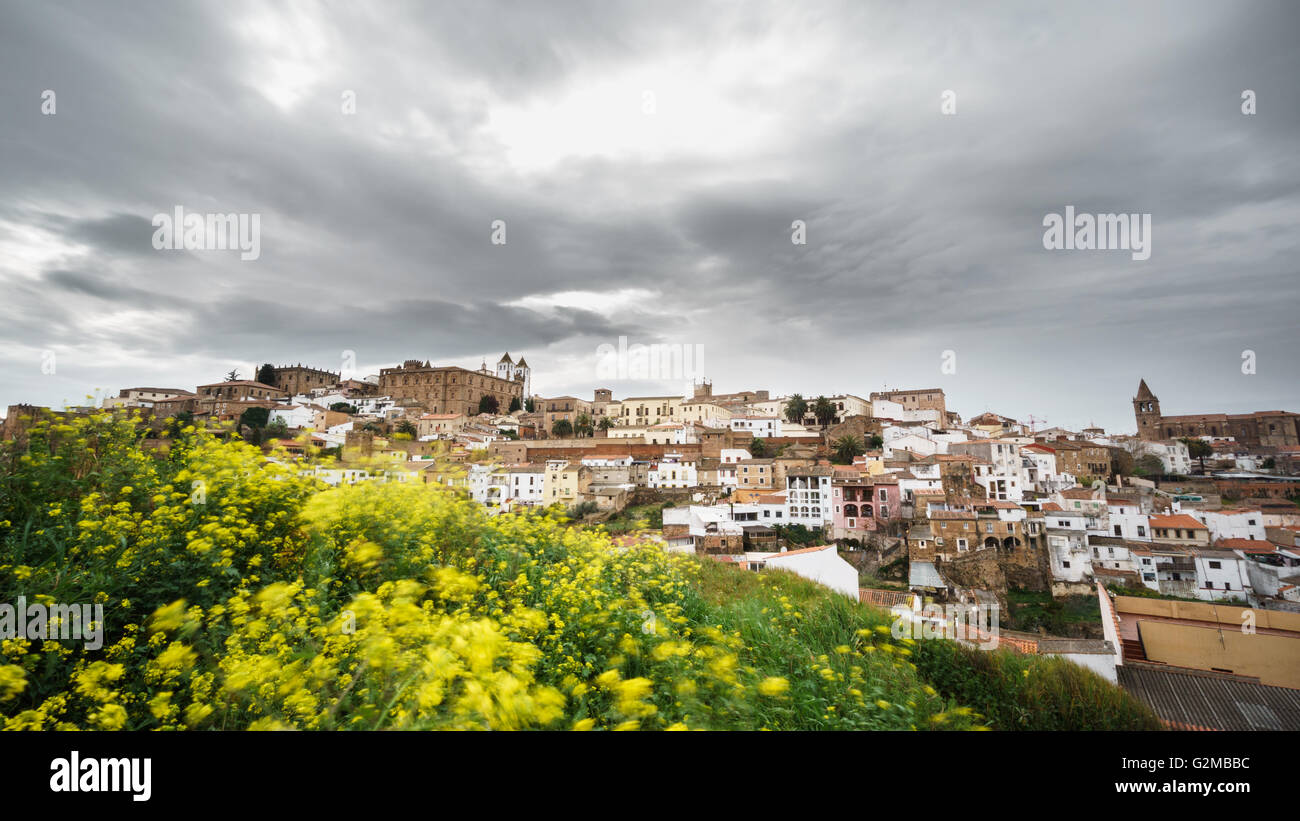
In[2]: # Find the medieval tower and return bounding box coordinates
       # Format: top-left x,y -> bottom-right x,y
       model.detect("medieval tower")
1133,379 -> 1162,440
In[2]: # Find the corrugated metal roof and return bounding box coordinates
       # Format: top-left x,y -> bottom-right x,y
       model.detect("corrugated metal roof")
1117,663 -> 1300,730
909,561 -> 944,589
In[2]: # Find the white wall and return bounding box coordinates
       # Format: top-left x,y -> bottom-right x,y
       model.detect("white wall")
765,547 -> 858,598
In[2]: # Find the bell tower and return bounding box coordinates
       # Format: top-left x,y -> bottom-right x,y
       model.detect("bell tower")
1133,379 -> 1162,440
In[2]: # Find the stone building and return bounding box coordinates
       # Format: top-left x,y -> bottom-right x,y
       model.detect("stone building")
378,358 -> 524,416
196,380 -> 288,401
868,387 -> 947,416
269,364 -> 340,397
1134,379 -> 1300,447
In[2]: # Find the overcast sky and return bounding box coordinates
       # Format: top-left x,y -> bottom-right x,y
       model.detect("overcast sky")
2,0 -> 1297,432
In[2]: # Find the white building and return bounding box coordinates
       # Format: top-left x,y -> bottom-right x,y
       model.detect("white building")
730,416 -> 782,438
760,545 -> 858,598
1103,499 -> 1151,541
785,468 -> 833,528
950,440 -> 1024,501
1045,509 -> 1093,582
468,463 -> 510,509
270,404 -> 318,429
648,454 -> 698,489
1183,508 -> 1267,543
1123,438 -> 1192,475
1191,548 -> 1252,602
1021,445 -> 1075,494
507,465 -> 545,508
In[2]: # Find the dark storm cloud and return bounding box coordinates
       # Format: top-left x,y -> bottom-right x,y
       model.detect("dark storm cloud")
0,0 -> 1297,430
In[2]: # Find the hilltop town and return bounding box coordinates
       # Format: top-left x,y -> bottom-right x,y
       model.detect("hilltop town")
7,358 -> 1299,609
5,356 -> 1300,714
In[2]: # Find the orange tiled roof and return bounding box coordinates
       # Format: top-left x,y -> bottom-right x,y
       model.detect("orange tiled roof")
1215,538 -> 1276,553
1149,514 -> 1208,530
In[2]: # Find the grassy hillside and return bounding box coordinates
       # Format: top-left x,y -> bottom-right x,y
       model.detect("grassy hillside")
0,412 -> 1161,730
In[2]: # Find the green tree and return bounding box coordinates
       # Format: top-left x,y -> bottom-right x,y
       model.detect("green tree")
477,395 -> 500,415
866,434 -> 884,450
525,398 -> 537,413
256,363 -> 277,386
783,394 -> 807,424
750,437 -> 768,457
574,413 -> 594,437
812,396 -> 836,428
239,406 -> 270,429
225,368 -> 240,382
832,435 -> 864,464
552,418 -> 573,438
330,402 -> 358,414
507,397 -> 522,413
396,419 -> 418,437
598,417 -> 616,431
1133,454 -> 1164,476
1180,437 -> 1212,473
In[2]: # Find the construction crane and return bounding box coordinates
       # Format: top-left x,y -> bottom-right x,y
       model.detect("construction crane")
1026,414 -> 1047,434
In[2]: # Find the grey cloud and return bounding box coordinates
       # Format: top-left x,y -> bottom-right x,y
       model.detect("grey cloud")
1,0 -> 1298,431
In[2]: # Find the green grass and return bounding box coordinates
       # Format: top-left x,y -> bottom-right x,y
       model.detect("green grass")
1004,589 -> 1101,634
690,559 -> 1164,731
601,502 -> 668,533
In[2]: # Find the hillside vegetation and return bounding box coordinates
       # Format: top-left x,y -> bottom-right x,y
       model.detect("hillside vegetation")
0,412 -> 1161,730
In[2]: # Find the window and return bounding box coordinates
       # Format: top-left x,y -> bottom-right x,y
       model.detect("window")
1209,560 -> 1222,569
1114,525 -> 1122,536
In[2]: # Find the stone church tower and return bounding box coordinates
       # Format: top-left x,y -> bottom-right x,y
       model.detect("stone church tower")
495,353 -> 531,400
1133,379 -> 1162,440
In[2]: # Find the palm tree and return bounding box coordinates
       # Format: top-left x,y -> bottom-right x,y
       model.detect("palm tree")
574,413 -> 594,437
833,435 -> 864,464
812,395 -> 836,428
598,417 -> 616,431
552,418 -> 573,438
396,419 -> 417,437
783,394 -> 807,424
